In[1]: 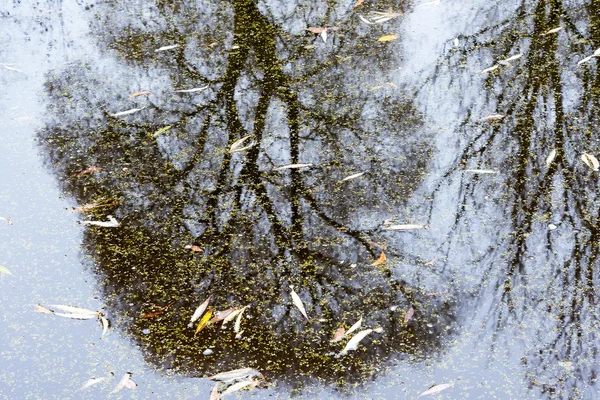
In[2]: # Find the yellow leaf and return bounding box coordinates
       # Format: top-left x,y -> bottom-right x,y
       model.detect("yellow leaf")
377,34 -> 398,42
195,308 -> 213,335
370,251 -> 386,266
353,0 -> 364,7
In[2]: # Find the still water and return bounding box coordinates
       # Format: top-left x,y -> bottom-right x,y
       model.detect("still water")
1,0 -> 599,398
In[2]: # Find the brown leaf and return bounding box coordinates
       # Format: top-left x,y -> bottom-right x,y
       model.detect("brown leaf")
129,90 -> 152,98
370,251 -> 386,266
331,327 -> 346,342
209,307 -> 240,324
76,167 -> 104,177
404,305 -> 414,324
185,244 -> 204,252
354,0 -> 364,7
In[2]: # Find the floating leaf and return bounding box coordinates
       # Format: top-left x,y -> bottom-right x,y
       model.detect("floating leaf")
499,53 -> 523,65
377,34 -> 398,42
453,38 -> 459,47
76,167 -> 104,176
210,307 -> 240,324
153,126 -> 172,137
234,306 -> 248,333
222,380 -> 257,396
578,55 -> 594,65
368,11 -> 404,23
34,305 -> 53,314
110,373 -> 136,394
370,252 -> 386,266
274,163 -> 313,171
0,217 -> 12,225
594,48 -> 600,57
79,377 -> 106,391
543,26 -> 563,35
81,216 -> 120,228
110,107 -> 143,117
223,307 -> 244,326
129,90 -> 152,98
184,244 -> 203,253
339,329 -> 373,356
545,149 -> 557,167
175,85 -> 209,93
190,296 -> 212,324
404,305 -> 415,324
229,135 -> 253,153
195,308 -> 214,334
155,44 -> 179,52
54,312 -> 99,320
209,368 -> 264,382
290,285 -> 309,320
46,304 -> 98,315
358,15 -> 376,25
479,64 -> 499,74
419,382 -> 454,397
101,317 -> 109,337
0,265 -> 13,276
581,153 -> 600,171
331,327 -> 346,342
464,169 -> 497,174
354,0 -> 364,7
478,114 -> 505,122
210,383 -> 220,400
382,224 -> 424,231
345,317 -> 363,337
230,142 -> 256,153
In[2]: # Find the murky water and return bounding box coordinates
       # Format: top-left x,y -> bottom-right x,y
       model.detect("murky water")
1,0 -> 599,398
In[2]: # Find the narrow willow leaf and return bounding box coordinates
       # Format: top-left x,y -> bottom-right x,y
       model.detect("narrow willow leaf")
221,380 -> 255,396
345,317 -> 362,337
358,15 -> 376,25
229,135 -> 252,153
101,317 -> 109,338
230,142 -> 256,153
500,53 -> 522,63
464,169 -> 497,174
274,163 -> 313,171
79,377 -> 106,391
404,305 -> 415,324
545,149 -> 557,167
0,265 -> 13,276
110,107 -> 143,117
0,217 -> 11,225
110,373 -> 136,394
543,26 -> 563,35
581,153 -> 600,171
478,114 -> 505,122
223,307 -> 243,326
54,312 -> 99,320
339,329 -> 373,356
47,304 -> 98,315
174,85 -> 209,93
378,34 -> 398,42
129,90 -> 152,98
210,383 -> 220,400
331,327 -> 345,342
210,307 -> 239,323
419,383 -> 454,397
370,252 -> 386,266
76,166 -> 104,176
34,305 -> 53,314
195,308 -> 214,334
578,55 -> 594,65
82,216 -> 120,228
155,44 -> 179,52
382,224 -> 424,231
290,285 -> 309,320
153,126 -> 172,137
321,30 -> 328,43
209,367 -> 264,382
184,244 -> 203,252
594,48 -> 600,56
234,306 -> 248,333
479,64 -> 499,74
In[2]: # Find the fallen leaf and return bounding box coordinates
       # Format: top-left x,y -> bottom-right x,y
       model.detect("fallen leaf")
425,292 -> 442,296
499,53 -> 523,65
210,383 -> 220,400
54,312 -> 99,320
424,258 -> 437,266
345,317 -> 363,336
184,244 -> 204,253
370,251 -> 386,266
2,65 -> 22,72
274,163 -> 313,171
80,377 -> 106,391
478,114 -> 505,122
358,15 -> 376,25
581,153 -> 599,171
76,167 -> 104,176
382,224 -> 424,231
354,0 -> 364,7
479,64 -> 499,74
221,380 -> 256,396
331,327 -> 346,342
378,34 -> 398,42
81,215 -> 120,228
223,307 -> 244,326
404,305 -> 414,324
174,85 -> 209,93
229,135 -> 253,153
464,169 -> 497,174
368,11 -> 404,23
0,265 -> 13,276
578,55 -> 594,66
101,317 -> 109,337
190,296 -> 212,325
419,382 -> 454,397
545,149 -> 557,167
543,26 -> 563,36
230,142 -> 256,153
110,107 -> 143,117
594,48 -> 600,56
34,305 -> 53,314
155,44 -> 179,52
46,304 -> 98,315
290,285 -> 309,320
110,373 -> 136,394
234,306 -> 248,333
0,217 -> 12,225
129,90 -> 152,98
153,126 -> 172,137
339,329 -> 373,356
453,38 -> 459,47
210,307 -> 240,324
209,367 -> 264,382
195,308 -> 214,334
141,310 -> 163,318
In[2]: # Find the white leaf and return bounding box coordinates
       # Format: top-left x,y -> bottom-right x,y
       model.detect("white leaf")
82,216 -> 120,228
210,383 -> 220,400
234,306 -> 248,333
464,169 -> 497,174
274,163 -> 313,171
500,53 -> 523,63
174,85 -> 209,93
339,329 -> 373,356
479,64 -> 499,74
155,44 -> 179,52
110,373 -> 136,394
382,224 -> 424,231
478,114 -> 505,122
79,377 -> 106,391
221,380 -> 255,396
345,317 -> 362,337
320,30 -> 328,43
46,304 -> 98,315
453,38 -> 459,47
290,285 -> 308,320
110,108 -> 143,117
190,296 -> 212,325
339,172 -> 366,182
581,153 -> 600,171
54,312 -> 99,320
594,48 -> 600,57
358,15 -> 375,25
222,308 -> 243,326
209,367 -> 263,382
229,135 -> 253,153
101,317 -> 109,337
545,149 -> 557,167
419,382 -> 454,396
543,27 -> 563,35
578,55 -> 594,65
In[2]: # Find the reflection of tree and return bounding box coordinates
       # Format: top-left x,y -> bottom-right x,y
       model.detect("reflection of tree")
40,0 -> 452,387
420,0 -> 600,397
